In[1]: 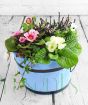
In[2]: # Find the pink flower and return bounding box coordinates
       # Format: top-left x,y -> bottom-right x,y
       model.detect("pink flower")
19,37 -> 26,43
12,30 -> 21,36
24,29 -> 39,42
25,17 -> 32,24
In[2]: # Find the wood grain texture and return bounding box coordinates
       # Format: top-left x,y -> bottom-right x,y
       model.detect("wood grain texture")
76,16 -> 88,105
0,0 -> 88,15
79,16 -> 88,42
0,16 -> 12,97
0,16 -> 24,101
0,56 -> 52,105
0,55 -> 26,105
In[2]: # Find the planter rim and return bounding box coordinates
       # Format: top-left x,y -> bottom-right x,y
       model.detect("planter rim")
14,57 -> 64,73
14,52 -> 73,73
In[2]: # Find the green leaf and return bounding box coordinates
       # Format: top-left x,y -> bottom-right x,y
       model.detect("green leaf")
5,37 -> 17,52
22,50 -> 31,57
17,44 -> 30,49
24,65 -> 31,73
44,37 -> 50,42
54,30 -> 61,36
66,35 -> 82,56
23,58 -> 28,64
22,23 -> 29,32
15,71 -> 20,76
54,30 -> 69,37
65,29 -> 82,56
48,53 -> 58,60
19,78 -> 26,88
32,16 -> 36,22
57,48 -> 78,68
67,42 -> 82,56
34,48 -> 50,64
38,58 -> 50,64
28,23 -> 34,29
35,39 -> 45,45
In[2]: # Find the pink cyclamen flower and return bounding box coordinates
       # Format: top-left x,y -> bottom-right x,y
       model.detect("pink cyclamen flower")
19,37 -> 26,43
24,29 -> 39,42
12,30 -> 21,36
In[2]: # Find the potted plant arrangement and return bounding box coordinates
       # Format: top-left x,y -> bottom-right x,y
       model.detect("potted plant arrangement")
5,15 -> 82,94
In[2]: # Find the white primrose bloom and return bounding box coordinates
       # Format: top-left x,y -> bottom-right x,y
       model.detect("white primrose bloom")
50,36 -> 58,43
46,41 -> 57,52
57,37 -> 65,44
46,36 -> 66,52
58,43 -> 66,50
50,36 -> 65,45
57,37 -> 66,50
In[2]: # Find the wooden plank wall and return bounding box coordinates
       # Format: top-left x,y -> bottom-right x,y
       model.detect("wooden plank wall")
0,0 -> 88,15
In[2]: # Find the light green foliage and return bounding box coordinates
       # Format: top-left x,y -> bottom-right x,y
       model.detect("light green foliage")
35,39 -> 45,45
57,48 -> 78,68
19,78 -> 26,88
22,23 -> 34,32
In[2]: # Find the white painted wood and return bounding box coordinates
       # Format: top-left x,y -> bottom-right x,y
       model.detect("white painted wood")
0,0 -> 88,15
0,16 -> 12,96
75,16 -> 88,105
0,55 -> 26,105
0,16 -> 24,100
55,16 -> 88,105
21,90 -> 52,105
80,16 -> 88,38
0,16 -> 12,76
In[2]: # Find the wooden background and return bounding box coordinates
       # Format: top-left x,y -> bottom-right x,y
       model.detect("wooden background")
0,0 -> 88,15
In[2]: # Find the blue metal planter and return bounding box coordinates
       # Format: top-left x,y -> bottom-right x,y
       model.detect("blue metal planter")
14,53 -> 71,94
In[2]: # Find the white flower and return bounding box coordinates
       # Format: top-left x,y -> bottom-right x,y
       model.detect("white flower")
58,43 -> 66,50
46,41 -> 57,52
50,36 -> 65,44
46,36 -> 66,52
57,37 -> 65,44
50,36 -> 57,41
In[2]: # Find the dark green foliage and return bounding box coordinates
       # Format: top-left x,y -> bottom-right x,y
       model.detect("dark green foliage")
5,37 -> 17,52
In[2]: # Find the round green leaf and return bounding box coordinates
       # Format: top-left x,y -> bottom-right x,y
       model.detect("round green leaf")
5,37 -> 17,52
57,48 -> 78,68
